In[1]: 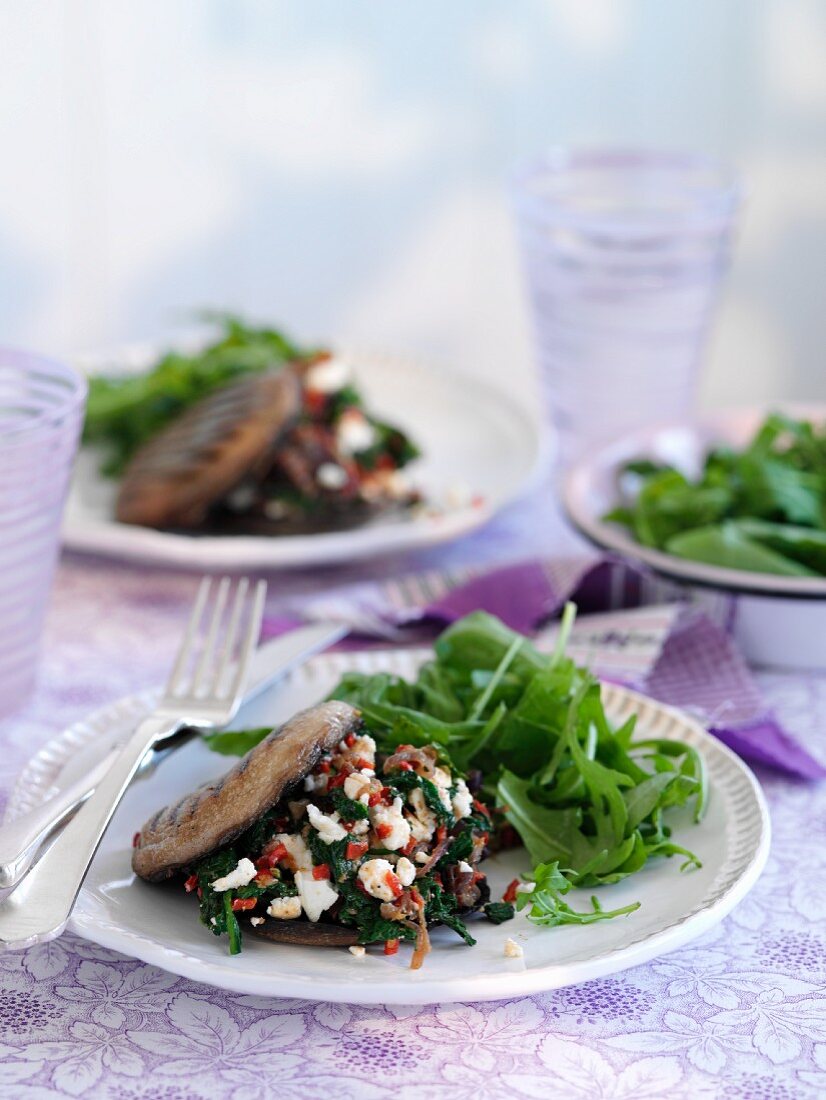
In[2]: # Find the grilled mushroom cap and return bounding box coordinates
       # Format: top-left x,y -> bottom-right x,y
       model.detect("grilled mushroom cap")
116,368 -> 302,529
132,700 -> 360,882
247,921 -> 359,947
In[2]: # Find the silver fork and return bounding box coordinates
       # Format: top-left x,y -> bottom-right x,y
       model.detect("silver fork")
0,575 -> 266,951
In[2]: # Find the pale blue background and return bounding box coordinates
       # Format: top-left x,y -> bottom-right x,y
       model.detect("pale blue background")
1,0 -> 825,405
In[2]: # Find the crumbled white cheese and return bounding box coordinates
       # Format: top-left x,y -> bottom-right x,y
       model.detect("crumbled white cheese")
516,881 -> 535,895
267,895 -> 302,920
210,917 -> 217,926
273,833 -> 312,874
250,916 -> 264,927
395,856 -> 416,887
337,409 -> 377,456
358,858 -> 399,902
452,778 -> 473,819
307,803 -> 348,844
359,792 -> 370,805
432,766 -> 455,814
406,788 -> 437,842
316,462 -> 349,491
504,938 -> 524,959
350,819 -> 370,836
371,796 -> 411,851
458,861 -> 474,875
414,850 -> 430,864
294,871 -> 339,922
343,770 -> 373,801
343,733 -> 377,765
349,945 -> 366,958
305,356 -> 352,394
210,858 -> 257,892
304,771 -> 327,794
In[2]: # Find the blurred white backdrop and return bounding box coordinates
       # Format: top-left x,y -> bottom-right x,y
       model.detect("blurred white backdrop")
1,0 -> 825,408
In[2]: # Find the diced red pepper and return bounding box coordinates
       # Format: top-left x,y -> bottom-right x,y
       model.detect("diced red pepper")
395,761 -> 413,772
384,870 -> 403,899
346,841 -> 368,861
384,938 -> 400,955
304,389 -> 327,416
184,874 -> 198,893
502,878 -> 520,904
375,822 -> 393,841
401,837 -> 418,857
231,897 -> 257,911
132,832 -> 141,848
435,824 -> 447,844
354,757 -> 373,771
368,791 -> 383,807
409,886 -> 423,907
327,767 -> 352,789
381,786 -> 394,804
318,758 -> 331,773
472,798 -> 492,820
344,731 -> 356,748
261,841 -> 288,868
312,864 -> 331,880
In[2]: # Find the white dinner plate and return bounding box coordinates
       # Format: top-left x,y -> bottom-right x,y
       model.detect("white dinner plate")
63,349 -> 546,570
5,648 -> 769,1004
563,403 -> 826,600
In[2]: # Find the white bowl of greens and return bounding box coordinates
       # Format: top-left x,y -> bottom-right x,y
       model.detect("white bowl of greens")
564,405 -> 826,668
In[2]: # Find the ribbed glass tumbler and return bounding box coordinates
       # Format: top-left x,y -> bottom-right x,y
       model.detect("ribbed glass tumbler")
0,350 -> 87,718
511,149 -> 740,464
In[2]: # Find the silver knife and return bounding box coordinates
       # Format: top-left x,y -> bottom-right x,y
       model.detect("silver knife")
0,621 -> 347,890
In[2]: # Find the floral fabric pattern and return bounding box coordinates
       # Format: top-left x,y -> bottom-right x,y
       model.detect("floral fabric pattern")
1,550 -> 825,1099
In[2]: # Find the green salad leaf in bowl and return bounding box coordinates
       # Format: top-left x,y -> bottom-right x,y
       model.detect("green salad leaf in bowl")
604,412 -> 826,577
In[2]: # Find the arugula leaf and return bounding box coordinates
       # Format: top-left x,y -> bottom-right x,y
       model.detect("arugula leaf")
202,728 -> 272,756
516,862 -> 640,927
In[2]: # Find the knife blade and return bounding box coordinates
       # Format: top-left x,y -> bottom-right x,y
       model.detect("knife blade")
0,621 -> 347,889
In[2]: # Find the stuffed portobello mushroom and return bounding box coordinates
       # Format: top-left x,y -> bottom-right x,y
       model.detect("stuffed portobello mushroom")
132,701 -> 493,968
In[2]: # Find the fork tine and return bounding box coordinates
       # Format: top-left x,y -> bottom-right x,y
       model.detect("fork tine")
222,579 -> 267,701
191,576 -> 231,696
165,577 -> 211,697
213,577 -> 249,695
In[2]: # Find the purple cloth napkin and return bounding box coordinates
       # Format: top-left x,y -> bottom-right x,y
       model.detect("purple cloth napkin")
262,555 -> 826,781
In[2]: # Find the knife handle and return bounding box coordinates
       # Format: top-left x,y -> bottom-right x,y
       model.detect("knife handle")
0,715 -> 180,950
0,748 -> 120,888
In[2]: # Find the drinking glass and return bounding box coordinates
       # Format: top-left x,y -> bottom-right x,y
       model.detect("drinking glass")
0,349 -> 87,718
511,149 -> 740,463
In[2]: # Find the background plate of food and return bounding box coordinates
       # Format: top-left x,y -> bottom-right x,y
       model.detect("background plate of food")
563,405 -> 826,668
64,317 -> 546,569
5,618 -> 769,1004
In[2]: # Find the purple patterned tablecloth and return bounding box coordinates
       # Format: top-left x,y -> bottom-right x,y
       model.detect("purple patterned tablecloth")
1,491 -> 826,1100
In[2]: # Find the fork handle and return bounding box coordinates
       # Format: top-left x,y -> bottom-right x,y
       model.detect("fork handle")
0,715 -> 182,950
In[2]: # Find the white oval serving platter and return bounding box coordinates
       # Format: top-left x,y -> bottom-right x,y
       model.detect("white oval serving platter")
5,648 -> 770,1005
